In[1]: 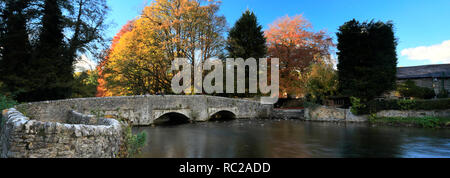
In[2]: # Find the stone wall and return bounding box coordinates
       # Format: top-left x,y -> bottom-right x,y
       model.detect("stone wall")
304,106 -> 368,122
305,105 -> 450,122
376,109 -> 450,118
0,109 -> 122,158
271,109 -> 305,120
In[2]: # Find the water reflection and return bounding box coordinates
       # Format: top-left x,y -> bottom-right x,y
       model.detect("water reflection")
133,119 -> 450,158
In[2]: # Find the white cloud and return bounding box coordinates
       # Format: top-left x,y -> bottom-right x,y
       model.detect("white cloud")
401,40 -> 450,64
74,54 -> 97,72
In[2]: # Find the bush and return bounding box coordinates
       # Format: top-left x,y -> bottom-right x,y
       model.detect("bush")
1,94 -> 18,129
397,80 -> 435,99
118,124 -> 147,158
369,116 -> 450,128
437,89 -> 448,99
367,99 -> 450,113
350,97 -> 368,115
350,98 -> 450,115
0,94 -> 18,113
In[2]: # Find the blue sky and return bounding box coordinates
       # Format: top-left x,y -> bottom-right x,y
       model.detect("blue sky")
106,0 -> 450,67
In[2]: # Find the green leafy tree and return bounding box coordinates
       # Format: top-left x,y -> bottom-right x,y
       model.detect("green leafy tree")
337,19 -> 398,102
303,62 -> 339,104
72,70 -> 99,98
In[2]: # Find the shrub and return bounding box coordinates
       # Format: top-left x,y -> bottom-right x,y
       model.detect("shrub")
351,98 -> 450,115
369,116 -> 450,128
118,124 -> 147,158
0,94 -> 18,113
396,99 -> 416,110
350,97 -> 368,115
437,89 -> 448,99
366,99 -> 450,113
1,94 -> 18,128
397,80 -> 435,99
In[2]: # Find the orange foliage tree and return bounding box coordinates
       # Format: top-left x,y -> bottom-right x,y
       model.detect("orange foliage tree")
98,0 -> 226,96
96,21 -> 135,97
265,15 -> 334,98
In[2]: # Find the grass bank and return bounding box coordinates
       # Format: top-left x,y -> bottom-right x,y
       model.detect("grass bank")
369,116 -> 450,129
1,94 -> 18,112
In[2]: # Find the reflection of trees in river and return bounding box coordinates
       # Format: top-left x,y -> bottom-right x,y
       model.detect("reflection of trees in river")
338,124 -> 404,157
247,121 -> 406,158
135,120 -> 449,158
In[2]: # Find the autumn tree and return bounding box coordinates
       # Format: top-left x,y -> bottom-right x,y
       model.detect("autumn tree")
337,19 -> 397,102
103,0 -> 227,95
142,0 -> 227,93
302,62 -> 339,104
103,17 -> 171,95
96,20 -> 135,97
265,15 -> 334,98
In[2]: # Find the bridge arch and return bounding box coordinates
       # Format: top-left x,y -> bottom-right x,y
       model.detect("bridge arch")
209,110 -> 237,121
153,111 -> 191,125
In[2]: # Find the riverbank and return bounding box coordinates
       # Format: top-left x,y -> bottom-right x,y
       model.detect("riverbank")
301,103 -> 450,128
369,116 -> 450,129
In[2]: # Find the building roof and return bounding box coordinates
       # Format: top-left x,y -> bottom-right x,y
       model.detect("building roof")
397,64 -> 450,79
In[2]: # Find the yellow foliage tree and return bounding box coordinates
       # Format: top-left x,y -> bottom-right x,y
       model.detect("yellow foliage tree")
141,0 -> 226,66
302,62 -> 339,104
104,0 -> 226,95
104,19 -> 171,95
103,0 -> 226,95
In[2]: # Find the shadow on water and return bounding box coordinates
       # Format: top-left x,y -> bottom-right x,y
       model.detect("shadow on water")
133,119 -> 450,158
209,111 -> 236,122
153,113 -> 191,126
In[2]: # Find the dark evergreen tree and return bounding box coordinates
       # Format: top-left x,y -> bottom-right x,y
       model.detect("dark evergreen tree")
226,10 -> 267,59
337,19 -> 398,102
24,0 -> 69,101
225,10 -> 267,97
0,0 -> 109,102
0,0 -> 33,98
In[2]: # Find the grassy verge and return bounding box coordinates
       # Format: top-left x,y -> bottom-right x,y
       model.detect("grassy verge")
114,115 -> 147,158
369,116 -> 450,129
1,94 -> 18,112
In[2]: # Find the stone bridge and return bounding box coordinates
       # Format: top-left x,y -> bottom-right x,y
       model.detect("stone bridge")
17,95 -> 273,126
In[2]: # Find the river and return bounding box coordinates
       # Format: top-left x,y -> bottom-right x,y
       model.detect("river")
133,119 -> 450,158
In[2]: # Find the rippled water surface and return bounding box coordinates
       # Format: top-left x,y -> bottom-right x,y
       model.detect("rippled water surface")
133,119 -> 450,158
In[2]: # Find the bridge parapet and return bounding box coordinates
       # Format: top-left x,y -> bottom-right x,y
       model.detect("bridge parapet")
14,95 -> 273,126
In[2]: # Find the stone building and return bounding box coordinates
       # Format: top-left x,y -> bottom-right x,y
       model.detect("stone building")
397,64 -> 450,95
